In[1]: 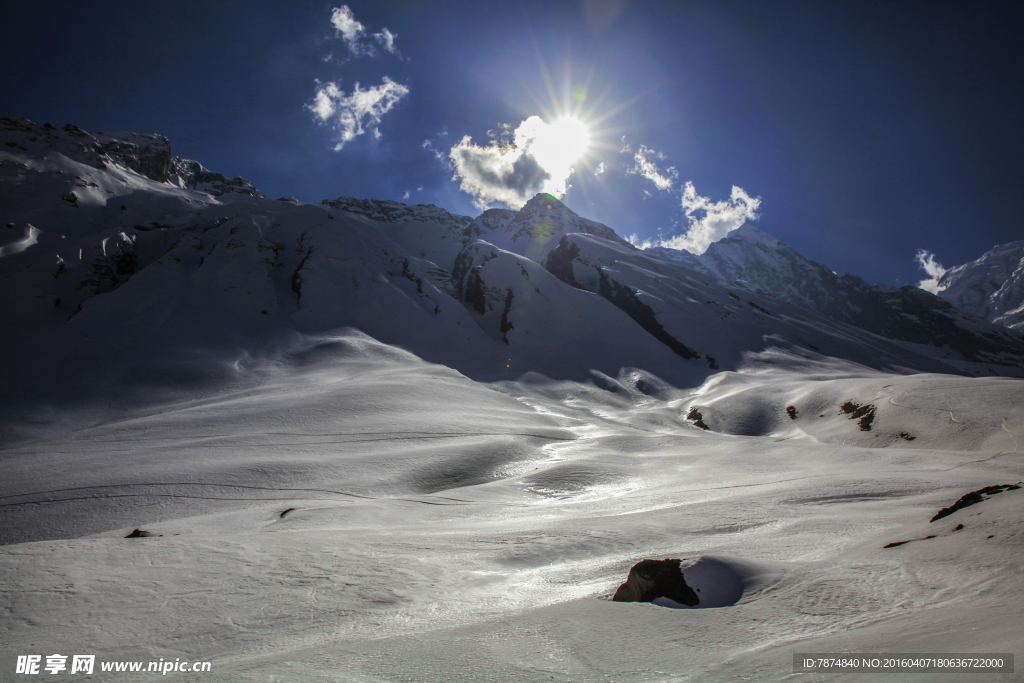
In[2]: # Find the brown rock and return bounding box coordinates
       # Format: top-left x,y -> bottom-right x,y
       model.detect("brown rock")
125,528 -> 161,538
612,558 -> 700,606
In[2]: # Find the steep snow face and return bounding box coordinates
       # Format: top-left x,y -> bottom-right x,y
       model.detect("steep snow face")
936,240 -> 1024,331
648,226 -> 1024,375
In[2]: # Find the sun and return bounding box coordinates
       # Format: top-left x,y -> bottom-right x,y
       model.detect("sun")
518,115 -> 590,179
541,116 -> 590,169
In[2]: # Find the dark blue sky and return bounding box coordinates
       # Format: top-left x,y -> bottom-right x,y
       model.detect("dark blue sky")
4,1 -> 1022,286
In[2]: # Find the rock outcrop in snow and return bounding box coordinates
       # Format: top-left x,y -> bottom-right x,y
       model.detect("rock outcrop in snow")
612,558 -> 699,605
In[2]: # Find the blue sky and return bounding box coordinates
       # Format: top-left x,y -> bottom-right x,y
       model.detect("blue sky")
4,1 -> 1023,287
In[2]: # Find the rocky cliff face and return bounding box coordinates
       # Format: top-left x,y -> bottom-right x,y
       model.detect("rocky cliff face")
1,116 -> 261,197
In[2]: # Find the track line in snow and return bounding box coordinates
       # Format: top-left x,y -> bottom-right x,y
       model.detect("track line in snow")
0,431 -> 576,455
1000,418 -> 1018,453
0,493 -> 359,508
0,482 -> 376,502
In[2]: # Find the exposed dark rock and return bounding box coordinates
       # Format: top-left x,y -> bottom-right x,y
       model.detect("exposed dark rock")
786,405 -> 798,419
840,400 -> 876,431
542,235 -> 582,288
280,508 -> 296,518
897,431 -> 916,441
464,269 -> 488,315
705,355 -> 719,370
125,528 -> 161,538
499,289 -> 514,344
687,407 -> 709,430
169,157 -> 263,197
399,258 -> 424,294
930,483 -> 1021,522
598,268 -> 700,360
95,134 -> 173,183
291,248 -> 312,305
451,244 -> 497,297
613,558 -> 699,605
883,534 -> 935,549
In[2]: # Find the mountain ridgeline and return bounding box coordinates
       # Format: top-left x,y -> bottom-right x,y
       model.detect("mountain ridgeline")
2,116 -> 1023,424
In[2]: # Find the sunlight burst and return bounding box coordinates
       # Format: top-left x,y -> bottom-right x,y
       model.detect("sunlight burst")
532,116 -> 590,173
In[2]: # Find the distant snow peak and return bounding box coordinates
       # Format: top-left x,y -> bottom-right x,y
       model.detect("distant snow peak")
915,249 -> 948,294
932,240 -> 1024,331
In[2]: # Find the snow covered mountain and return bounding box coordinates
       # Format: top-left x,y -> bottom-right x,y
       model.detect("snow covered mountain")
2,112 -> 1022,436
934,239 -> 1024,331
3,118 -> 1024,681
649,225 -> 1024,374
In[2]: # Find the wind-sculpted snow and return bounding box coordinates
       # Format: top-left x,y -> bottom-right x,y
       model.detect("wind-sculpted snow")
1,340 -> 1022,681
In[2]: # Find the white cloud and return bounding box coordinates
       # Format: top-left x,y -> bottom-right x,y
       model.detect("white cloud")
331,6 -> 364,43
308,77 -> 409,150
627,145 -> 677,191
657,182 -> 761,254
374,27 -> 397,54
422,138 -> 446,160
329,6 -> 398,56
915,249 -> 947,294
403,190 -> 410,199
449,116 -> 587,210
594,161 -> 606,176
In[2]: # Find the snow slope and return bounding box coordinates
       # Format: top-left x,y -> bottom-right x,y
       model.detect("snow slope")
1,343 -> 1021,682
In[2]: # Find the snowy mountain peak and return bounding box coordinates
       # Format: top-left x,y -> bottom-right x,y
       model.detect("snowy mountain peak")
468,193 -> 629,263
727,223 -> 781,248
1,116 -> 261,198
935,239 -> 1024,331
519,192 -> 572,216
